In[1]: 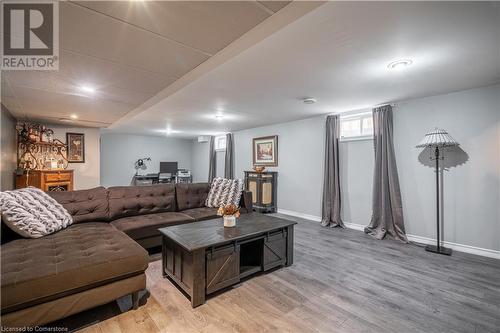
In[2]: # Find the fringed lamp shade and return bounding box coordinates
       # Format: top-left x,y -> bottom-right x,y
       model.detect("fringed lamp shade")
416,128 -> 459,148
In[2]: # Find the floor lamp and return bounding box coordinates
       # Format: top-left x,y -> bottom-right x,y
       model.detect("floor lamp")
416,128 -> 459,256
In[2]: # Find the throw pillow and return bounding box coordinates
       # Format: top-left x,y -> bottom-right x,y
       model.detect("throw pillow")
0,187 -> 73,238
205,177 -> 244,208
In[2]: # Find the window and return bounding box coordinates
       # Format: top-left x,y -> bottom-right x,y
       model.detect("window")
215,135 -> 226,150
339,112 -> 373,140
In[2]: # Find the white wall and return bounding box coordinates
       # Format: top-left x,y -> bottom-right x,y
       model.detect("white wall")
190,84 -> 499,252
1,106 -> 17,191
100,133 -> 192,187
50,125 -> 101,190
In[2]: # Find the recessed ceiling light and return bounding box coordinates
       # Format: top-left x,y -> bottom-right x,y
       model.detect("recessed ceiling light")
70,114 -> 78,119
215,114 -> 224,120
164,127 -> 181,135
387,59 -> 413,70
79,85 -> 96,93
302,98 -> 317,104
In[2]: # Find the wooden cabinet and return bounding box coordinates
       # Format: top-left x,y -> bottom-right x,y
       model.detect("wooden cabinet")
244,171 -> 277,213
16,170 -> 74,191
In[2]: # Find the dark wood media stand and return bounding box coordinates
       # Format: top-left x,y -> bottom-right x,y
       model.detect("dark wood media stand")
159,213 -> 296,307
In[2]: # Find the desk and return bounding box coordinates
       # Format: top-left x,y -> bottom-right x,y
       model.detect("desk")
134,173 -> 192,185
134,174 -> 159,185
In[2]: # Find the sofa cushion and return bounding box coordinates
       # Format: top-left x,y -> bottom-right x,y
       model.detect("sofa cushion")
181,207 -> 218,221
48,187 -> 109,223
175,183 -> 211,211
1,223 -> 148,313
110,212 -> 194,240
108,184 -> 176,220
1,187 -> 73,238
205,177 -> 244,208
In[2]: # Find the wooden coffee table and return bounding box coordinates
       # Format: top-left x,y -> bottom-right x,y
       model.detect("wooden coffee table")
159,213 -> 296,307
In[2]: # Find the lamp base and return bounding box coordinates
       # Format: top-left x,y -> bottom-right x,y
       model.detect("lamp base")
425,245 -> 452,256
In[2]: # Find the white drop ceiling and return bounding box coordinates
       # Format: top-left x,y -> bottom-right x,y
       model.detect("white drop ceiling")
2,1 -> 499,138
1,0 -> 291,127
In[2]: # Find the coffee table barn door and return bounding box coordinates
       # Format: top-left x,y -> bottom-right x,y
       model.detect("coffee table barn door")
206,244 -> 241,294
263,229 -> 287,270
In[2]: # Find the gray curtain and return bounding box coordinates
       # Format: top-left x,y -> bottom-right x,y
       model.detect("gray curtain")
208,136 -> 216,182
365,105 -> 408,242
321,115 -> 344,228
224,133 -> 234,179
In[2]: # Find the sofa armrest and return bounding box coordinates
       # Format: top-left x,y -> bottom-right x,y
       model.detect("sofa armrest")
240,191 -> 253,213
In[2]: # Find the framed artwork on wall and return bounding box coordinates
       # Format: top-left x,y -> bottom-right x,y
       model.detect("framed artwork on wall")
66,133 -> 85,163
253,135 -> 278,166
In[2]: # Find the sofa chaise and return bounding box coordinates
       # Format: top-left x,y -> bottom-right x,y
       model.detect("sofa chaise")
1,182 -> 252,327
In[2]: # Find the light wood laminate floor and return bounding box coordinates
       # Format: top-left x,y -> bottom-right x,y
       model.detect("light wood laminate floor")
52,214 -> 500,333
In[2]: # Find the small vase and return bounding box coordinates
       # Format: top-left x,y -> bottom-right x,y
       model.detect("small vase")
223,215 -> 236,227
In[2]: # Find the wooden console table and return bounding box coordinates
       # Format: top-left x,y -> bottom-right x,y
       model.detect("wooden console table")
159,213 -> 296,307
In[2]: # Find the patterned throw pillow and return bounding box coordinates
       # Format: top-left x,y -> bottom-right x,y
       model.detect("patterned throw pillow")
205,177 -> 244,208
0,187 -> 73,238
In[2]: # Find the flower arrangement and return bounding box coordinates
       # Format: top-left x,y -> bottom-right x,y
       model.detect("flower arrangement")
217,204 -> 241,218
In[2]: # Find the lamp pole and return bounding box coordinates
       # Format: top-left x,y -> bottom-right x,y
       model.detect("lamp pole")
435,146 -> 440,252
425,145 -> 452,255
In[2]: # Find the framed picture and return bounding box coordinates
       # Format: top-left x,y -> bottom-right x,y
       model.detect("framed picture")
66,133 -> 85,163
253,135 -> 278,166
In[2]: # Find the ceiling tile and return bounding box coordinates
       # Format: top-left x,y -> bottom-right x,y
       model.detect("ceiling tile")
60,1 -> 209,77
58,50 -> 178,95
258,1 -> 291,13
12,86 -> 135,124
74,1 -> 273,55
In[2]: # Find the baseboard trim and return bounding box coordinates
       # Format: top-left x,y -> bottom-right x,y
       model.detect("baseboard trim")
276,209 -> 500,260
277,209 -> 321,223
404,235 -> 500,259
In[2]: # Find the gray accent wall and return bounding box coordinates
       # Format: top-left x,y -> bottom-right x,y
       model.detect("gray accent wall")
339,139 -> 374,228
232,116 -> 326,216
100,133 -> 193,187
191,116 -> 327,216
1,105 -> 17,191
190,84 -> 499,252
191,141 -> 209,183
394,84 -> 500,252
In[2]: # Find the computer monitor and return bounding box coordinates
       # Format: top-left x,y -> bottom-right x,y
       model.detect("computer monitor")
159,162 -> 178,174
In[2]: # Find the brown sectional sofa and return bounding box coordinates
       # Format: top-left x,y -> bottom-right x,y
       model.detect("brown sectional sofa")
1,182 -> 252,327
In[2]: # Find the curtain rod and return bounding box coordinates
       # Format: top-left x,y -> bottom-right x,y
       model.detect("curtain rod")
331,102 -> 397,115
373,103 -> 397,108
